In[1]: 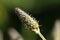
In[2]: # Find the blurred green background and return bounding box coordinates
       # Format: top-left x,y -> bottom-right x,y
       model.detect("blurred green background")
0,0 -> 60,40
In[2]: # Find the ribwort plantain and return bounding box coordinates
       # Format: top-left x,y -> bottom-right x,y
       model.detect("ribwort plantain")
15,8 -> 46,40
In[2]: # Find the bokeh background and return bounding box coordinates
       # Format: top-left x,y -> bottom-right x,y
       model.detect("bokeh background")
0,0 -> 60,40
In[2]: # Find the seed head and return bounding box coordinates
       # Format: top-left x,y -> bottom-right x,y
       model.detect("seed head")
15,8 -> 39,31
15,8 -> 46,40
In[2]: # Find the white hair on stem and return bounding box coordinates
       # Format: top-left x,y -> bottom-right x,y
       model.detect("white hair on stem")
8,27 -> 24,40
15,8 -> 46,40
0,30 -> 3,40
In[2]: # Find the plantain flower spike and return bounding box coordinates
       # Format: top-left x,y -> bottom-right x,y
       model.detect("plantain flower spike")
15,8 -> 46,40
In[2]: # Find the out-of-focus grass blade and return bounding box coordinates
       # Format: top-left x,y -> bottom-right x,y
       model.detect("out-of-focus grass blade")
0,30 -> 3,40
52,20 -> 60,40
8,27 -> 24,40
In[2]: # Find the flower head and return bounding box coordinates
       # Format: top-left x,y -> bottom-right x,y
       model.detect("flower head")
15,8 -> 46,40
15,8 -> 39,31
